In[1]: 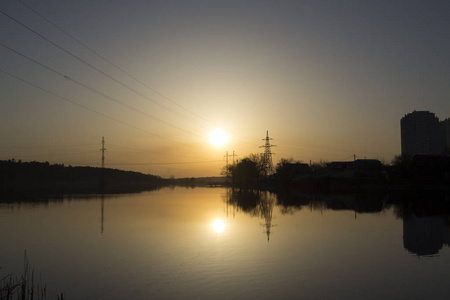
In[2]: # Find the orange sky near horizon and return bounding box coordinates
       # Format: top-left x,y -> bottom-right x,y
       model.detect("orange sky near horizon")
1,0 -> 450,178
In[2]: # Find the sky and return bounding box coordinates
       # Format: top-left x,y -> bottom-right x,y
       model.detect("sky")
1,0 -> 449,178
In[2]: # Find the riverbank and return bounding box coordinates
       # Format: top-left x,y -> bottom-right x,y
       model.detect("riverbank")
220,176 -> 449,194
0,160 -> 167,196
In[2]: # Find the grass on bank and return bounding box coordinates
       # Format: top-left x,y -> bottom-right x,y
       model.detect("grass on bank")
0,252 -> 64,300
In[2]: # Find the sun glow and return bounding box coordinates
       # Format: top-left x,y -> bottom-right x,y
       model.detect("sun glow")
212,219 -> 226,233
209,129 -> 228,148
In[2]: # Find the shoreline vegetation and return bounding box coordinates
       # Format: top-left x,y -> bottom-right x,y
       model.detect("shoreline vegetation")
0,159 -> 167,197
174,154 -> 450,193
0,252 -> 64,300
1,156 -> 449,201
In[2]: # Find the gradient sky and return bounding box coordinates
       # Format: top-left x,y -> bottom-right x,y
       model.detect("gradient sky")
1,0 -> 449,177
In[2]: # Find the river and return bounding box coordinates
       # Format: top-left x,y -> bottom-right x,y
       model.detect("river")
1,187 -> 450,299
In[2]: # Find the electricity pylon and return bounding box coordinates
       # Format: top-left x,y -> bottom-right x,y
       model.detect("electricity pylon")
224,151 -> 238,167
260,130 -> 276,176
100,137 -> 106,168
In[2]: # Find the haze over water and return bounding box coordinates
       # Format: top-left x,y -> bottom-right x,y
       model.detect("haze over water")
1,187 -> 450,299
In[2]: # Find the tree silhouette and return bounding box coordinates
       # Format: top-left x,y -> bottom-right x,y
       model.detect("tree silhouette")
275,158 -> 311,184
226,154 -> 265,185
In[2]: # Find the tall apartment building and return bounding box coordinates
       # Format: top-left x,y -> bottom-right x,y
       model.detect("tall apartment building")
441,118 -> 450,155
401,111 -> 440,157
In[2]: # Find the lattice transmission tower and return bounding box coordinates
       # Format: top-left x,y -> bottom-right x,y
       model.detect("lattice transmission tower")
260,131 -> 276,176
100,136 -> 106,168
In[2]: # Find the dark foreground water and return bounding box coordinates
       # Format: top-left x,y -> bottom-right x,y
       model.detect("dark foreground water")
1,187 -> 450,299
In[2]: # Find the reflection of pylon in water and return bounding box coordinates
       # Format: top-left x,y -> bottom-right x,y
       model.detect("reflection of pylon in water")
101,194 -> 105,235
260,131 -> 276,176
260,191 -> 275,242
225,189 -> 275,241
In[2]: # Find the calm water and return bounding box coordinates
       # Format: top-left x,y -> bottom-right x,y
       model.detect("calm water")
1,187 -> 450,299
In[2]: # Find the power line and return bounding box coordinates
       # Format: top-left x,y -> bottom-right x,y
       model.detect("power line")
0,143 -> 97,149
0,41 -> 205,139
0,7 -> 237,165
107,144 -> 212,160
0,151 -> 99,158
0,63 -> 215,159
0,8 -> 206,128
52,161 -> 99,165
107,160 -> 223,166
282,142 -> 357,154
0,66 -> 216,159
0,67 -> 171,141
17,0 -> 211,127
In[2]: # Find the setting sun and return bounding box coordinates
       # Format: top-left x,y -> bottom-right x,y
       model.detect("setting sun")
212,219 -> 226,233
209,129 -> 228,148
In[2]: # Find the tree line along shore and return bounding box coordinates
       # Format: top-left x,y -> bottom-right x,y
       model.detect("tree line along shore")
0,159 -> 166,196
1,154 -> 450,199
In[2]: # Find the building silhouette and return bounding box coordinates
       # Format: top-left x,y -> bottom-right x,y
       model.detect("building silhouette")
440,118 -> 450,155
401,111 -> 440,158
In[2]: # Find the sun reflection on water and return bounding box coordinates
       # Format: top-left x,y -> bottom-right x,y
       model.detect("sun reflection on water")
212,218 -> 226,233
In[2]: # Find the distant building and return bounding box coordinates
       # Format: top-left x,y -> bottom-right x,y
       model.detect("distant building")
327,159 -> 383,178
440,118 -> 450,155
327,161 -> 354,172
353,159 -> 383,177
401,111 -> 440,158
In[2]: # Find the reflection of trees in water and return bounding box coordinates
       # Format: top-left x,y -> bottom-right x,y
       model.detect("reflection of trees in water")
225,189 -> 276,241
0,193 -> 112,236
276,189 -> 450,256
276,190 -> 450,256
276,190 -> 389,216
226,189 -> 393,241
394,192 -> 450,219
